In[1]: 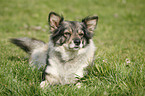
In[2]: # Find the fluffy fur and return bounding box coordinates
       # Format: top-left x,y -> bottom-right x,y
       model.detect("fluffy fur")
10,12 -> 98,88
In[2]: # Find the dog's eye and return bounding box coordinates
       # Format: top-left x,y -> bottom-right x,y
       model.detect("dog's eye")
79,33 -> 84,37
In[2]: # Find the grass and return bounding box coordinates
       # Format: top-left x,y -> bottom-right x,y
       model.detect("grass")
0,0 -> 145,95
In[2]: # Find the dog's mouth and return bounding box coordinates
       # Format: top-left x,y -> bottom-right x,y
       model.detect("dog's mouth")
69,43 -> 83,51
73,46 -> 80,50
68,45 -> 80,51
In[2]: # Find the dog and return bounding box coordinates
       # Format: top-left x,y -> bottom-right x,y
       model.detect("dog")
10,12 -> 98,88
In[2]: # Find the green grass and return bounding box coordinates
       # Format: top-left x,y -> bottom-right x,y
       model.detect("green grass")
0,0 -> 145,95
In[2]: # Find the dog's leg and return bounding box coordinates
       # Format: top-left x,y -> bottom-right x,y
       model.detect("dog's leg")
40,74 -> 60,88
40,80 -> 49,88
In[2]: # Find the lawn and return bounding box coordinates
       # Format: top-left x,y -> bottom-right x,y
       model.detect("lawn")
0,0 -> 145,95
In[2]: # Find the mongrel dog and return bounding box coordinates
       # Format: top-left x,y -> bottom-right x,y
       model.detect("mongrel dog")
10,12 -> 98,87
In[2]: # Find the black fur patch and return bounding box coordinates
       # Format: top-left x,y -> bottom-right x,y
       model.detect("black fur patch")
10,38 -> 31,53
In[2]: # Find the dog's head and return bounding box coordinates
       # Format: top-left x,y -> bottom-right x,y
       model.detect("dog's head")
48,12 -> 98,51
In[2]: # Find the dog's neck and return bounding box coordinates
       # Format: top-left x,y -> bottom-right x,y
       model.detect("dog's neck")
54,45 -> 79,61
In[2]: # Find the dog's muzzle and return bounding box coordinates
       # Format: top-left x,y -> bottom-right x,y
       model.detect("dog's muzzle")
68,39 -> 83,50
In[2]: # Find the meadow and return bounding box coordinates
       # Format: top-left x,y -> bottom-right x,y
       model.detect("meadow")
0,0 -> 145,95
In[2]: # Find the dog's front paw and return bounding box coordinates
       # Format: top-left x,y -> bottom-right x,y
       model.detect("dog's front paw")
40,80 -> 49,88
76,82 -> 82,88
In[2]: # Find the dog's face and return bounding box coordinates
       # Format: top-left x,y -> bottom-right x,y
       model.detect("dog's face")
48,12 -> 98,51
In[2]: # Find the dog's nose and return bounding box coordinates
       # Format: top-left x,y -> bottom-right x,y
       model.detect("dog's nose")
74,39 -> 81,45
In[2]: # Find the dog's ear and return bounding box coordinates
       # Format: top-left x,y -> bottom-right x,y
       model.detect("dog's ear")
82,16 -> 98,33
48,12 -> 64,32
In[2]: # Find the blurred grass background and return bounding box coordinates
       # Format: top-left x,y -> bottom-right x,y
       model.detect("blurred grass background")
0,0 -> 145,95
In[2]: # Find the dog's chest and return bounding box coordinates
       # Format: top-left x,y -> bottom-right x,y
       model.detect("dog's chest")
46,53 -> 89,84
49,51 -> 87,70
